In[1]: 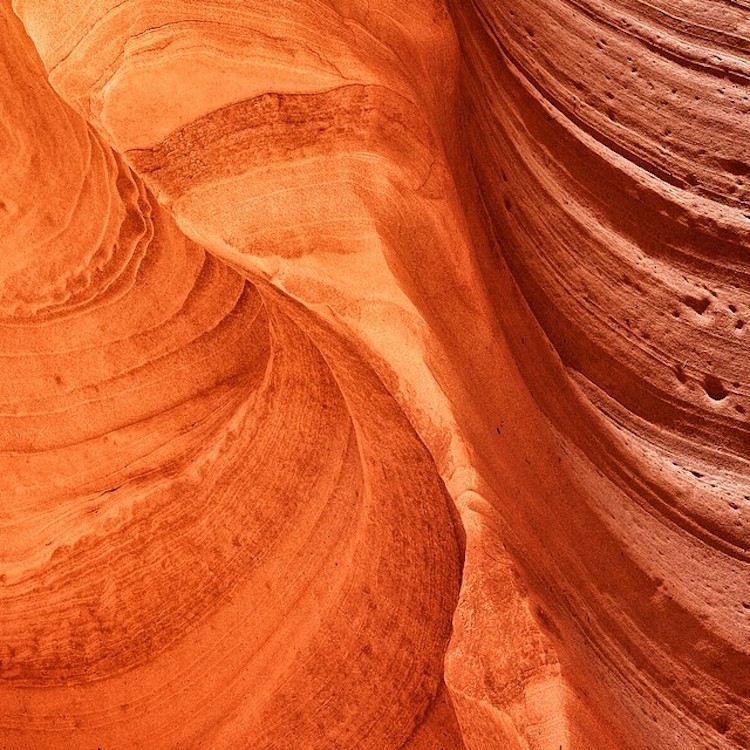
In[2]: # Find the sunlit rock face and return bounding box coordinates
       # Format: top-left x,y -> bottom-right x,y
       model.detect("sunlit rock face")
2,1 -> 748,748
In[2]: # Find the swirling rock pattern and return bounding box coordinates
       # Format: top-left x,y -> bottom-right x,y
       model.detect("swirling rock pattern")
1,0 -> 748,748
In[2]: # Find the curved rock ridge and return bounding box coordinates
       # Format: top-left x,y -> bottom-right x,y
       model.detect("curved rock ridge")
2,0 -> 749,748
0,5 -> 463,748
444,0 -> 750,747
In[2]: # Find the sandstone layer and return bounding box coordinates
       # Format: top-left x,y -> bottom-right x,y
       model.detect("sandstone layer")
1,1 -> 748,748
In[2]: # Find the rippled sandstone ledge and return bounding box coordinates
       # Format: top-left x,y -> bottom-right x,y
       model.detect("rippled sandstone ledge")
1,1 -> 748,748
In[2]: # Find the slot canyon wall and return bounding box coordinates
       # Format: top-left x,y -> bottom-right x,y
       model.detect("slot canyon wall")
0,0 -> 747,748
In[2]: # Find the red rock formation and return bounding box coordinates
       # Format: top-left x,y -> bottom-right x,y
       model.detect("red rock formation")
1,0 -> 748,748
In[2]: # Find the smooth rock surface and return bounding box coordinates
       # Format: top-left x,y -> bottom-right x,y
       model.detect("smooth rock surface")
1,0 -> 748,748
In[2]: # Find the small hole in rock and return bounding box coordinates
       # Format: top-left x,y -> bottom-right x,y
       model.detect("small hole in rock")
715,715 -> 730,735
719,158 -> 750,177
704,374 -> 728,401
683,295 -> 710,314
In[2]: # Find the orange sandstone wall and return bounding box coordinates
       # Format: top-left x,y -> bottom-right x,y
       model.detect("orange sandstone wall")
1,1 -> 748,748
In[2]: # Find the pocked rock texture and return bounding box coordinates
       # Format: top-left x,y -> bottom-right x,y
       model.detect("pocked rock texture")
1,0 -> 748,748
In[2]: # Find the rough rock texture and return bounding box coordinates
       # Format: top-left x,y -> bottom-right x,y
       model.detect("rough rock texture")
1,0 -> 748,748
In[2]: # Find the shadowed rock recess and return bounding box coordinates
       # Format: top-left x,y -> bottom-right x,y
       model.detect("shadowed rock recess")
0,0 -> 747,747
